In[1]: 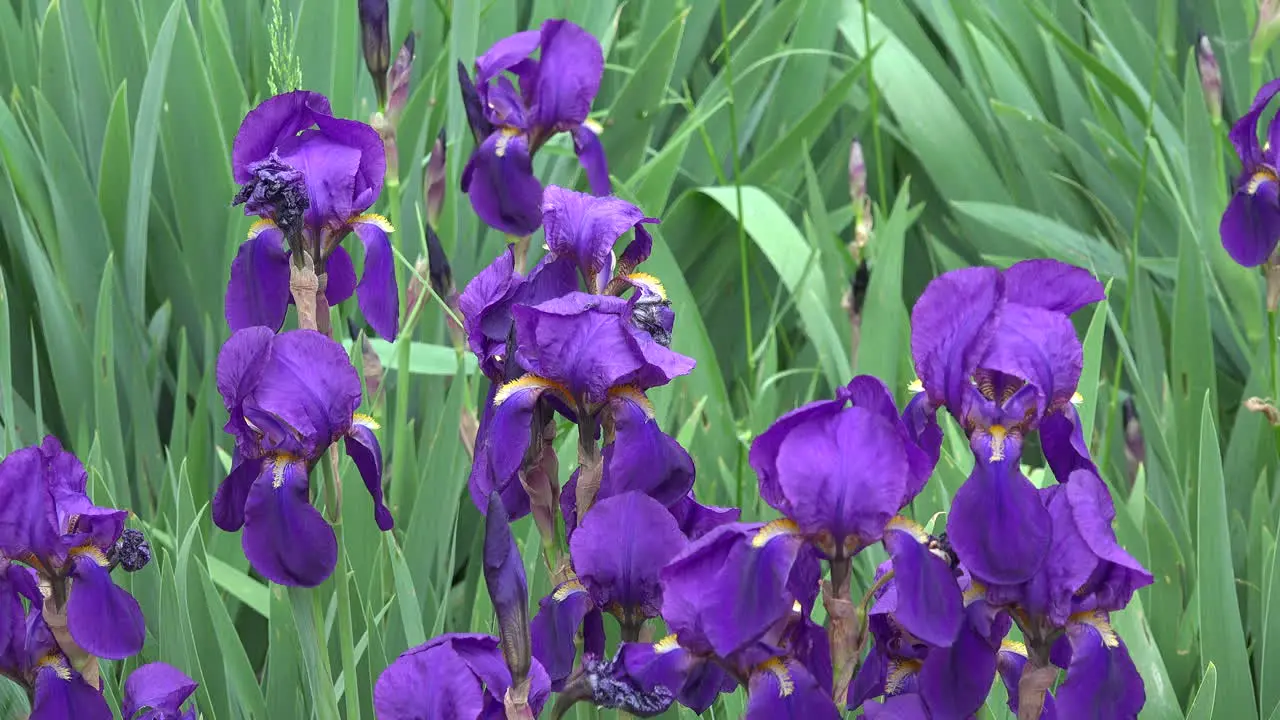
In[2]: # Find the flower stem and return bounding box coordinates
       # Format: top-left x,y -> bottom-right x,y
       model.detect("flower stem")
824,557 -> 857,704
324,453 -> 362,720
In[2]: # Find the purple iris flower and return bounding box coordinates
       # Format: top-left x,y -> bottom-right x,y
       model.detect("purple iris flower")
851,562 -> 1010,718
997,615 -> 1145,718
122,663 -> 199,720
531,492 -> 687,686
909,259 -> 1104,585
373,634 -> 551,719
459,21 -> 609,235
1221,78 -> 1280,266
23,614 -> 114,720
541,186 -> 658,293
213,327 -> 392,587
227,91 -> 399,339
0,437 -> 147,660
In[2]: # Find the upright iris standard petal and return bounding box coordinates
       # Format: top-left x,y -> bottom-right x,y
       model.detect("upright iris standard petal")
232,91 -> 334,182
241,456 -> 338,587
947,453 -> 1051,585
1001,259 -> 1107,314
513,293 -> 694,403
122,663 -> 199,720
530,20 -> 604,133
570,492 -> 687,623
978,304 -> 1084,413
0,445 -> 59,558
225,222 -> 291,332
461,131 -> 544,236
344,417 -> 394,531
909,266 -> 1002,411
351,216 -> 400,340
541,187 -> 654,284
745,659 -> 842,720
65,556 -> 146,659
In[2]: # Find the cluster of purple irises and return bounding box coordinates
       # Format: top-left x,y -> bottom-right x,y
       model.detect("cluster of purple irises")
360,19 -> 1152,720
0,438 -> 198,718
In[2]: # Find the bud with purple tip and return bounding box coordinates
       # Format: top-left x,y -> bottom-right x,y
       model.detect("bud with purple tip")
358,0 -> 390,109
1196,33 -> 1222,124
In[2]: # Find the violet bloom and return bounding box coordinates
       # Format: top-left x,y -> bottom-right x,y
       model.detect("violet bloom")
851,562 -> 1009,718
0,437 -> 146,660
122,663 -> 199,720
531,492 -> 687,686
23,615 -> 113,720
909,259 -> 1104,585
541,186 -> 658,292
374,634 -> 551,719
997,615 -> 1145,718
459,21 -> 609,235
227,91 -> 399,339
214,327 -> 393,587
1221,78 -> 1280,266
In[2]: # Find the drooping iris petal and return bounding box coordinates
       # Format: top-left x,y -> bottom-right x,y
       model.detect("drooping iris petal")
232,91 -> 333,183
1220,181 -> 1280,267
1001,259 -> 1106,315
901,393 -> 942,471
213,458 -> 260,532
916,622 -> 1000,718
122,662 -> 198,720
241,456 -> 337,587
350,215 -> 400,340
65,556 -> 146,659
617,640 -> 730,713
513,293 -> 694,402
572,125 -> 611,195
862,693 -> 930,720
882,521 -> 962,647
1053,620 -> 1144,719
483,493 -> 530,682
530,581 -> 597,689
530,20 -> 604,132
461,131 -> 544,236
571,492 -> 686,621
744,659 -> 841,720
459,246 -> 520,378
1039,404 -> 1096,481
909,266 -> 1002,412
599,392 -> 694,505
467,383 -> 532,519
31,667 -> 112,720
344,418 -> 394,531
541,187 -> 653,283
1063,470 -> 1152,611
660,523 -> 805,658
224,223 -> 290,332
325,245 -> 358,305
947,455 -> 1052,585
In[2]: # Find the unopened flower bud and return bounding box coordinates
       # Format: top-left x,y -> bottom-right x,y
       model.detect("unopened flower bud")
483,493 -> 531,687
849,139 -> 866,206
1255,0 -> 1280,62
425,129 -> 446,228
358,0 -> 390,109
458,61 -> 494,143
425,225 -> 453,301
112,529 -> 152,573
386,33 -> 415,121
1196,34 -> 1222,124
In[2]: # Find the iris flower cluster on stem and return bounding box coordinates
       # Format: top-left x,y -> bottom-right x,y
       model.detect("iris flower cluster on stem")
0,438 -> 200,718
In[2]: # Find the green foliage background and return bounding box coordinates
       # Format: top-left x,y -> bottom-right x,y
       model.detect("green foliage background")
0,0 -> 1276,718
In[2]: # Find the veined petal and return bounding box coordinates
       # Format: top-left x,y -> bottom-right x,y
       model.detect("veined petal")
242,455 -> 337,586
344,417 -> 394,531
31,666 -> 112,720
977,303 -> 1084,412
351,216 -> 400,340
122,663 -> 198,720
463,131 -> 544,236
570,492 -> 686,621
530,20 -> 604,131
66,556 -> 145,659
530,580 -> 596,689
947,457 -> 1051,585
225,224 -> 290,333
744,658 -> 841,720
882,521 -> 963,647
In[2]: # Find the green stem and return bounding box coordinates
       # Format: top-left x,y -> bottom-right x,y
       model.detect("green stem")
288,585 -> 341,720
324,455 -> 361,719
